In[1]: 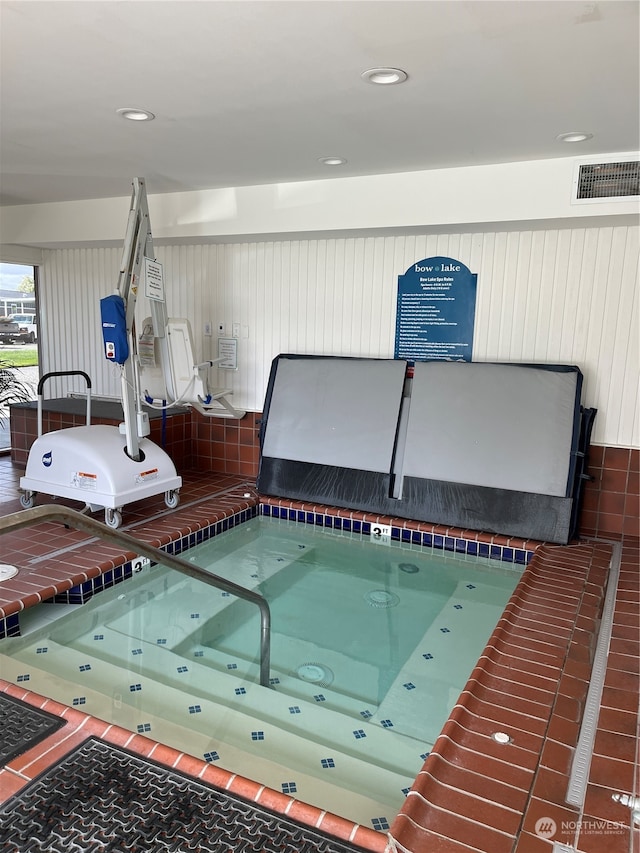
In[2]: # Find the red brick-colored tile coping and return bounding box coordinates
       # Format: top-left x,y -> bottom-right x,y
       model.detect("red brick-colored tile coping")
258,496 -> 540,552
388,541 -> 617,853
0,680 -> 386,852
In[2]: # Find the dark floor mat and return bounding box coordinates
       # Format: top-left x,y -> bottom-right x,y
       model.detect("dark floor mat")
0,737 -> 374,852
0,693 -> 65,766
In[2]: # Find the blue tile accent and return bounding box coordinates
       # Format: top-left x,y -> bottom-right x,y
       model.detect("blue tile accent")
194,650 -> 203,657
251,731 -> 265,741
36,646 -> 48,654
321,758 -> 335,768
288,706 -> 301,714
422,533 -> 433,547
313,694 -> 326,702
420,751 -> 430,760
478,543 -> 490,557
176,666 -> 188,673
157,638 -> 167,645
190,613 -> 200,619
455,538 -> 467,553
359,710 -> 373,719
227,663 -> 238,670
445,536 -> 455,551
188,705 -> 202,714
353,729 -> 367,740
79,664 -> 92,672
372,817 -> 389,831
72,697 -> 86,706
433,535 -> 443,549
131,648 -> 143,656
402,787 -> 411,796
466,541 -> 478,555
423,653 -> 433,660
403,682 -> 416,690
281,782 -> 297,794
137,723 -> 151,733
466,583 -> 476,589
16,674 -> 30,682
235,687 -> 246,695
380,719 -> 394,728
269,677 -> 280,685
204,751 -> 220,762
93,634 -> 104,641
129,684 -> 142,692
440,627 -> 451,633
0,613 -> 20,639
454,604 -> 463,610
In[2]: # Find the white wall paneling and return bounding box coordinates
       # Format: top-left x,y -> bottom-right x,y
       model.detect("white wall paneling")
37,224 -> 639,447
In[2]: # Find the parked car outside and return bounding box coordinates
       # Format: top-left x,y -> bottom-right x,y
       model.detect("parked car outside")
3,313 -> 37,344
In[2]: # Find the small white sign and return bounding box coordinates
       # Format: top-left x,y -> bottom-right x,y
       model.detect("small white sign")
132,556 -> 151,573
370,523 -> 392,543
217,337 -> 238,370
71,471 -> 98,491
144,258 -> 165,301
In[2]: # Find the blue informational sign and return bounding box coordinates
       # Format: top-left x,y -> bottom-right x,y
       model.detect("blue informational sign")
394,256 -> 477,362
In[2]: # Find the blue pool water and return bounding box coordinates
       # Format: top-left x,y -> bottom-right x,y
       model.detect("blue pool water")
0,517 -> 523,825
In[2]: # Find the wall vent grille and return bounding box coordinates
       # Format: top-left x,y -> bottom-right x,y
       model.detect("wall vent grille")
576,160 -> 639,200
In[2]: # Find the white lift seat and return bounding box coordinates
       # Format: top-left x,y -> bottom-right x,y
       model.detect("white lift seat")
148,318 -> 245,419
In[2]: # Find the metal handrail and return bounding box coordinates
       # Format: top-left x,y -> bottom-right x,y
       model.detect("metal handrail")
0,505 -> 271,687
36,371 -> 92,437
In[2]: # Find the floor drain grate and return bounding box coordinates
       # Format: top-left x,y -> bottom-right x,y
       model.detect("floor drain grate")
364,589 -> 400,608
295,663 -> 334,688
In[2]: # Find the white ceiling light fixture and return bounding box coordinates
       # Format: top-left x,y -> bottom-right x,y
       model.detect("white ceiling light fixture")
116,107 -> 155,122
361,67 -> 408,85
556,131 -> 593,143
318,157 -> 347,166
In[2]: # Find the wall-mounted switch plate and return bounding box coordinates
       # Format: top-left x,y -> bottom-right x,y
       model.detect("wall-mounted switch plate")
204,322 -> 212,336
232,323 -> 241,338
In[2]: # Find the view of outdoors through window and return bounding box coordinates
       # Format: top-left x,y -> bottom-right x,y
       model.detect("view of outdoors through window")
0,262 -> 38,451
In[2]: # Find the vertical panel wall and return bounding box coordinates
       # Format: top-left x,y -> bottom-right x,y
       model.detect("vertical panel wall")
38,224 -> 638,448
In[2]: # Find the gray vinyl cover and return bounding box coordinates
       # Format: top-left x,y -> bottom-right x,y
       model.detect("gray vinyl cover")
403,362 -> 579,497
261,356 -> 406,472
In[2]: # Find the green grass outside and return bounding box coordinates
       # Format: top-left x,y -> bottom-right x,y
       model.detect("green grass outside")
0,345 -> 39,368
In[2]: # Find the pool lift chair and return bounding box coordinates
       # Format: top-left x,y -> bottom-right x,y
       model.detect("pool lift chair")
20,178 -> 244,528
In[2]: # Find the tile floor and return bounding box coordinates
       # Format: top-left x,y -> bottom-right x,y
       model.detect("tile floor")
0,454 -> 638,853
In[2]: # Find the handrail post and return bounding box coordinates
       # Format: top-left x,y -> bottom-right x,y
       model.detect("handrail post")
0,505 -> 271,687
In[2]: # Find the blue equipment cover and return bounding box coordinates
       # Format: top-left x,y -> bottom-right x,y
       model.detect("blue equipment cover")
100,294 -> 129,364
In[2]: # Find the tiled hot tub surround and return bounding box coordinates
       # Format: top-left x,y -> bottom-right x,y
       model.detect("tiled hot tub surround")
0,469 -> 637,852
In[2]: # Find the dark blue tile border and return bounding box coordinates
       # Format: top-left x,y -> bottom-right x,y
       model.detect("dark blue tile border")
258,504 -> 534,566
4,500 -> 527,639
7,505 -> 260,637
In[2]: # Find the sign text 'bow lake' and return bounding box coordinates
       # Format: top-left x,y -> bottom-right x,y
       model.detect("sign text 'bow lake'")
394,257 -> 478,362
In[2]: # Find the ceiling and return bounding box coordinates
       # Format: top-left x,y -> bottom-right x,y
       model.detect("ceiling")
1,0 -> 638,207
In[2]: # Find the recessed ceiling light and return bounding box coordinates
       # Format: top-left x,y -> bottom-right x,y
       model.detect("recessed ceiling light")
556,131 -> 593,143
318,157 -> 347,166
361,67 -> 408,85
116,107 -> 155,122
